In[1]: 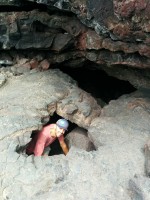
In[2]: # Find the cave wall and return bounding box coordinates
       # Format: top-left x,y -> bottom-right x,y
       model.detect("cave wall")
0,0 -> 150,90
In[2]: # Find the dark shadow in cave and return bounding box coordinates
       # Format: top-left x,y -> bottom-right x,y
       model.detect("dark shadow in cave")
58,63 -> 136,104
0,2 -> 48,12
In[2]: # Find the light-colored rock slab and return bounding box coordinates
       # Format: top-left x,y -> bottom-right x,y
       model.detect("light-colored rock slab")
0,69 -> 150,200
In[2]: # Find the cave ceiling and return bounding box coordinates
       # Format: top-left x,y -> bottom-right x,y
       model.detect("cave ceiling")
0,0 -> 150,90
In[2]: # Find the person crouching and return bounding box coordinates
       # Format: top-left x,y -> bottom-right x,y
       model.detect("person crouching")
26,119 -> 69,156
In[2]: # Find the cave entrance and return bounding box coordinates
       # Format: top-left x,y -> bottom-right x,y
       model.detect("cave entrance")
58,64 -> 136,105
16,112 -> 96,157
44,112 -> 77,156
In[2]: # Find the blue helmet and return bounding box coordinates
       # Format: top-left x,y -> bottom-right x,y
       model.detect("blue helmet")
56,119 -> 69,130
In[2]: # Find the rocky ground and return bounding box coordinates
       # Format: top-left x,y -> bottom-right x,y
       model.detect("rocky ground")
0,68 -> 150,200
0,1 -> 150,200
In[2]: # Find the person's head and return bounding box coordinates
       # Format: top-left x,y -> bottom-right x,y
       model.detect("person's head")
56,118 -> 69,137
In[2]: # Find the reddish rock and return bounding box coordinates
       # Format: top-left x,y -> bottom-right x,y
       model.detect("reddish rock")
30,59 -> 39,69
114,0 -> 148,18
85,30 -> 103,50
76,32 -> 87,50
112,23 -> 131,39
145,37 -> 150,44
144,1 -> 150,18
77,30 -> 103,50
114,0 -> 134,18
22,62 -> 31,69
139,45 -> 150,58
135,0 -> 147,12
39,59 -> 50,70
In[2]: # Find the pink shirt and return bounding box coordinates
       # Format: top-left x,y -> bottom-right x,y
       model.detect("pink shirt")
26,124 -> 64,156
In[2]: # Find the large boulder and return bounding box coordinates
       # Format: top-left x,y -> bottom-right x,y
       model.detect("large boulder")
65,127 -> 96,152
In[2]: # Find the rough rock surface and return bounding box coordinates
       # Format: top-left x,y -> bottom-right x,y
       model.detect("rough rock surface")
0,1 -> 149,90
0,68 -> 101,200
0,1 -> 150,200
129,175 -> 150,200
65,127 -> 96,152
0,68 -> 100,140
0,68 -> 150,200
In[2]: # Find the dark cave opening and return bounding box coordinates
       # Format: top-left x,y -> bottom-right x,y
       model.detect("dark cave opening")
42,112 -> 96,156
0,2 -> 75,17
16,62 -> 136,157
0,3 -> 47,12
58,64 -> 136,104
16,112 -> 78,156
16,112 -> 96,156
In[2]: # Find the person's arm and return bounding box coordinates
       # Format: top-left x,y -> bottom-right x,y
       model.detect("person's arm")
58,135 -> 69,155
34,133 -> 47,156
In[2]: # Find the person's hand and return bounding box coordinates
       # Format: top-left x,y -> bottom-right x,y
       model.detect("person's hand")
56,127 -> 65,137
